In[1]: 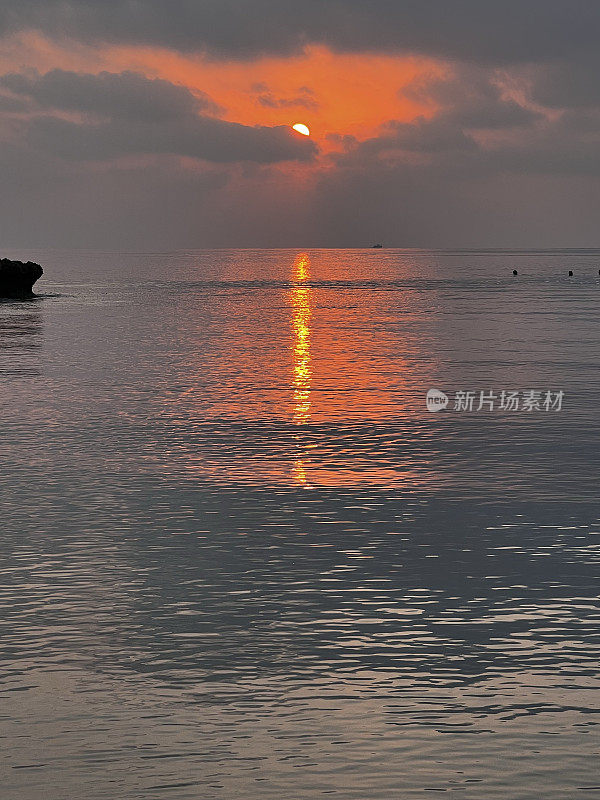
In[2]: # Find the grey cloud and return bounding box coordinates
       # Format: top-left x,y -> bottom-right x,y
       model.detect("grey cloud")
336,104 -> 600,178
331,60 -> 600,178
256,93 -> 319,111
560,108 -> 600,134
251,83 -> 319,110
0,1 -> 599,65
0,69 -> 221,121
0,143 -> 234,248
24,114 -> 318,163
306,154 -> 600,248
402,68 -> 542,129
0,93 -> 28,112
351,117 -> 477,158
343,70 -> 543,161
488,115 -> 600,176
529,57 -> 600,109
0,69 -> 318,164
455,100 -> 539,130
0,124 -> 598,250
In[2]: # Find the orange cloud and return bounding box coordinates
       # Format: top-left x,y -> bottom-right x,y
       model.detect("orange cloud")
0,34 -> 444,148
113,45 -> 443,146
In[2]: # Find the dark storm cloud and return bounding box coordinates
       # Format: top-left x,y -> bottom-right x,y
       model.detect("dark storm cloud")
0,0 -> 599,65
0,69 -> 318,164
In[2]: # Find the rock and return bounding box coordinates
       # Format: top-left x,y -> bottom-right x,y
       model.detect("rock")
0,259 -> 44,298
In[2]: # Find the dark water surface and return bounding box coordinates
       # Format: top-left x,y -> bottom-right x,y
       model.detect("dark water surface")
1,250 -> 599,798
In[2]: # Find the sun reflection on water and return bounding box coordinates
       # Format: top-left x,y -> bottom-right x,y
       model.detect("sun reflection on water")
291,253 -> 312,426
290,253 -> 312,485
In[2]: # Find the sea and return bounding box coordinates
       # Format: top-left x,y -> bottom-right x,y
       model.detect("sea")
1,248 -> 599,799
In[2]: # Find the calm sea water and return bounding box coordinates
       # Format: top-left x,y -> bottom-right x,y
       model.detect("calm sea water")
1,249 -> 599,799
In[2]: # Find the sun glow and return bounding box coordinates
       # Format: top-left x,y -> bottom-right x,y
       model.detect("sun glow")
17,38 -> 444,149
292,123 -> 311,136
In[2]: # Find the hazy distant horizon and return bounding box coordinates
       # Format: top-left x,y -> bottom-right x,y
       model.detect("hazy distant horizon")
6,245 -> 600,256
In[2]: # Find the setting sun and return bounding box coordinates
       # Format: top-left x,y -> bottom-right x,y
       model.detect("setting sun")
292,123 -> 310,136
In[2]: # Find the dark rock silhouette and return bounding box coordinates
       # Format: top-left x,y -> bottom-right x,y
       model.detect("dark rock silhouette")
0,259 -> 43,298
372,243 -> 383,248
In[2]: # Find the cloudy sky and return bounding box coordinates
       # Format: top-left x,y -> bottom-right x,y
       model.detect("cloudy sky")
1,1 -> 599,248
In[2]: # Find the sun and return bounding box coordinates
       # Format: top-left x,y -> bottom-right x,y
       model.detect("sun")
292,123 -> 311,136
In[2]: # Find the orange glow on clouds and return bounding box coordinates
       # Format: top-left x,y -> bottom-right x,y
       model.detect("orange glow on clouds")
123,45 -> 443,145
0,35 -> 444,149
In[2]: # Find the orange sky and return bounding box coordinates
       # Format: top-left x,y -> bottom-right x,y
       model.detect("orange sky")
0,34 -> 444,148
115,45 -> 443,144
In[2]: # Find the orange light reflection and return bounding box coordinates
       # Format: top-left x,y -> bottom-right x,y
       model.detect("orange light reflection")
291,252 -> 312,426
290,252 -> 313,485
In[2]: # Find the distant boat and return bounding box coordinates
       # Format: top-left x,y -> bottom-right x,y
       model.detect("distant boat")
372,243 -> 383,248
